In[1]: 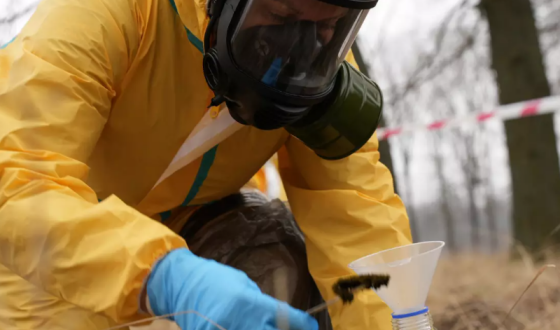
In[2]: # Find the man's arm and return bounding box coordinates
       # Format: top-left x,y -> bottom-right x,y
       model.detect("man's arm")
0,0 -> 186,323
278,52 -> 412,330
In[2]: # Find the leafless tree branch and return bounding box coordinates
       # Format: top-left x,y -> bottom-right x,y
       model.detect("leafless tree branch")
383,1 -> 483,108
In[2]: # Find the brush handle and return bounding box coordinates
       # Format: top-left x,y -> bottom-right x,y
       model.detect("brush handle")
306,282 -> 373,315
306,297 -> 341,315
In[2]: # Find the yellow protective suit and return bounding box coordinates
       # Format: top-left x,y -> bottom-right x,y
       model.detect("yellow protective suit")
0,0 -> 412,329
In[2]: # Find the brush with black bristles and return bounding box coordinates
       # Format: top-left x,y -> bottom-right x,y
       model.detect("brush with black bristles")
306,274 -> 390,315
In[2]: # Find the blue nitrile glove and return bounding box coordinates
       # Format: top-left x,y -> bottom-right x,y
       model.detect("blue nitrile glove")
147,248 -> 319,330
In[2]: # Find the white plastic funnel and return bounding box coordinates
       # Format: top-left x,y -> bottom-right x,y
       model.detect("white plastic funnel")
348,241 -> 445,316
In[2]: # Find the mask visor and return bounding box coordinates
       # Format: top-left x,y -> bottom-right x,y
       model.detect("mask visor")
231,0 -> 368,96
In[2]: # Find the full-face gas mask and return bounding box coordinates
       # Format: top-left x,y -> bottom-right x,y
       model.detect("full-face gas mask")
203,0 -> 383,160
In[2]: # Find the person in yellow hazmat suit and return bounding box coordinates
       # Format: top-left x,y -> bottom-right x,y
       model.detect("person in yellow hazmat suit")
0,0 -> 412,328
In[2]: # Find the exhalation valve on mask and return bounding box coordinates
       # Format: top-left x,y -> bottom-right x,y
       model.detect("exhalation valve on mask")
202,0 -> 383,160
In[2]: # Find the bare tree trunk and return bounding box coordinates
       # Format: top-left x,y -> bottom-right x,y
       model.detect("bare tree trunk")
485,194 -> 498,251
481,135 -> 499,251
402,143 -> 419,241
463,137 -> 481,249
480,0 -> 560,256
432,134 -> 457,251
466,176 -> 480,249
352,41 -> 399,194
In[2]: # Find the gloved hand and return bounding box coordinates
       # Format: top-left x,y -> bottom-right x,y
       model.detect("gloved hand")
147,248 -> 319,330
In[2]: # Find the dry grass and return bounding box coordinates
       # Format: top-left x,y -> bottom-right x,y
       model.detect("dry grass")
428,251 -> 560,330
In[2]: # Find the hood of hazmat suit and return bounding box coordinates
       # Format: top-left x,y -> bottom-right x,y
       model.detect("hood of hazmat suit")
0,0 -> 412,329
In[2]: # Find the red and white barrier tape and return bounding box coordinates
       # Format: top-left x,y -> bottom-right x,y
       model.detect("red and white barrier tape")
377,95 -> 560,140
